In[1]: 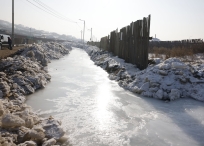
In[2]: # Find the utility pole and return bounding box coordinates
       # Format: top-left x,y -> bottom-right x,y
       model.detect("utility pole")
30,28 -> 31,43
83,21 -> 85,49
81,30 -> 82,43
79,19 -> 85,49
12,0 -> 14,46
91,28 -> 93,41
88,28 -> 92,41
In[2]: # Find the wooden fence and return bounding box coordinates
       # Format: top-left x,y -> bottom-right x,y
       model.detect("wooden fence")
149,39 -> 204,49
87,41 -> 100,48
88,15 -> 151,70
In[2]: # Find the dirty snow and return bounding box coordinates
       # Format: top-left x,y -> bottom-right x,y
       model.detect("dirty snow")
83,45 -> 204,102
0,42 -> 71,145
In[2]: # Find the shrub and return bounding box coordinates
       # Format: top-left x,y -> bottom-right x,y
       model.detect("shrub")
149,45 -> 204,59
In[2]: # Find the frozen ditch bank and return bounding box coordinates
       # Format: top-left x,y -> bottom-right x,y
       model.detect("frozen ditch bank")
0,42 -> 71,145
84,45 -> 204,102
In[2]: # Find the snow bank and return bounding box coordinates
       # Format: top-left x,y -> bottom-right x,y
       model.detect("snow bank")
0,42 -> 71,145
84,45 -> 204,102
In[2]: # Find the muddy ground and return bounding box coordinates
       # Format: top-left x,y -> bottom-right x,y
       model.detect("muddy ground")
0,46 -> 25,59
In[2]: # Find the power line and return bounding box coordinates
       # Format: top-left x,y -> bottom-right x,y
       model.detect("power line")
33,0 -> 76,23
33,0 -> 67,20
26,0 -> 76,23
25,0 -> 85,39
26,0 -> 63,20
36,0 -> 75,22
76,23 -> 82,29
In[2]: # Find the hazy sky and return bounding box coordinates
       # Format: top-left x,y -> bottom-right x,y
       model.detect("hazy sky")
1,0 -> 204,41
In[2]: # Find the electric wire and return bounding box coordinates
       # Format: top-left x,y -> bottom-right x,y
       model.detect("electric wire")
33,0 -> 76,23
76,23 -> 83,30
36,0 -> 76,23
26,0 -> 64,20
26,0 -> 86,39
33,0 -> 68,21
26,0 -> 76,23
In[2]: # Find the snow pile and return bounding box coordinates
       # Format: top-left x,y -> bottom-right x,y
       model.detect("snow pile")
64,41 -> 84,49
84,46 -> 204,102
20,42 -> 72,65
0,42 -> 71,145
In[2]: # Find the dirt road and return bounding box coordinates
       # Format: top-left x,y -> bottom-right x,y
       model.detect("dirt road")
0,46 -> 25,59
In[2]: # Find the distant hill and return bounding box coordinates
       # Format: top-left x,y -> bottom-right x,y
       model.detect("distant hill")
0,19 -> 79,41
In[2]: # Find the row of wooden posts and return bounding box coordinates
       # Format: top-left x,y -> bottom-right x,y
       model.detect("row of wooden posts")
87,15 -> 151,70
149,39 -> 204,49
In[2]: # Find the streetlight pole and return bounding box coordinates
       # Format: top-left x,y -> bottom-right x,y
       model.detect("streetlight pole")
79,19 -> 85,49
30,28 -> 31,43
91,28 -> 93,41
12,0 -> 14,47
81,30 -> 82,43
87,28 -> 92,41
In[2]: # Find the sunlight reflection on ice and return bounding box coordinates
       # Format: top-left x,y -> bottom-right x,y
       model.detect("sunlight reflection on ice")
94,80 -> 115,131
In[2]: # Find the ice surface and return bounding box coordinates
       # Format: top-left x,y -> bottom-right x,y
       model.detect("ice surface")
27,48 -> 204,146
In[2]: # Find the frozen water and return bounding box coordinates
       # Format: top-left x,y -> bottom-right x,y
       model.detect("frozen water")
26,48 -> 204,146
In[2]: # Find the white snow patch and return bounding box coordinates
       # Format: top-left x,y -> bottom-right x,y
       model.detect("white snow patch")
83,45 -> 204,102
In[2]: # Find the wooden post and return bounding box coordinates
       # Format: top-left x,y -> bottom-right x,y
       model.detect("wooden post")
115,32 -> 119,56
126,25 -> 130,62
119,29 -> 123,58
98,15 -> 151,70
130,22 -> 134,64
138,20 -> 142,69
142,17 -> 147,69
135,20 -> 140,66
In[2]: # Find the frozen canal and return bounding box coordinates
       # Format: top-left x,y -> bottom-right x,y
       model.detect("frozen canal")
26,48 -> 204,146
